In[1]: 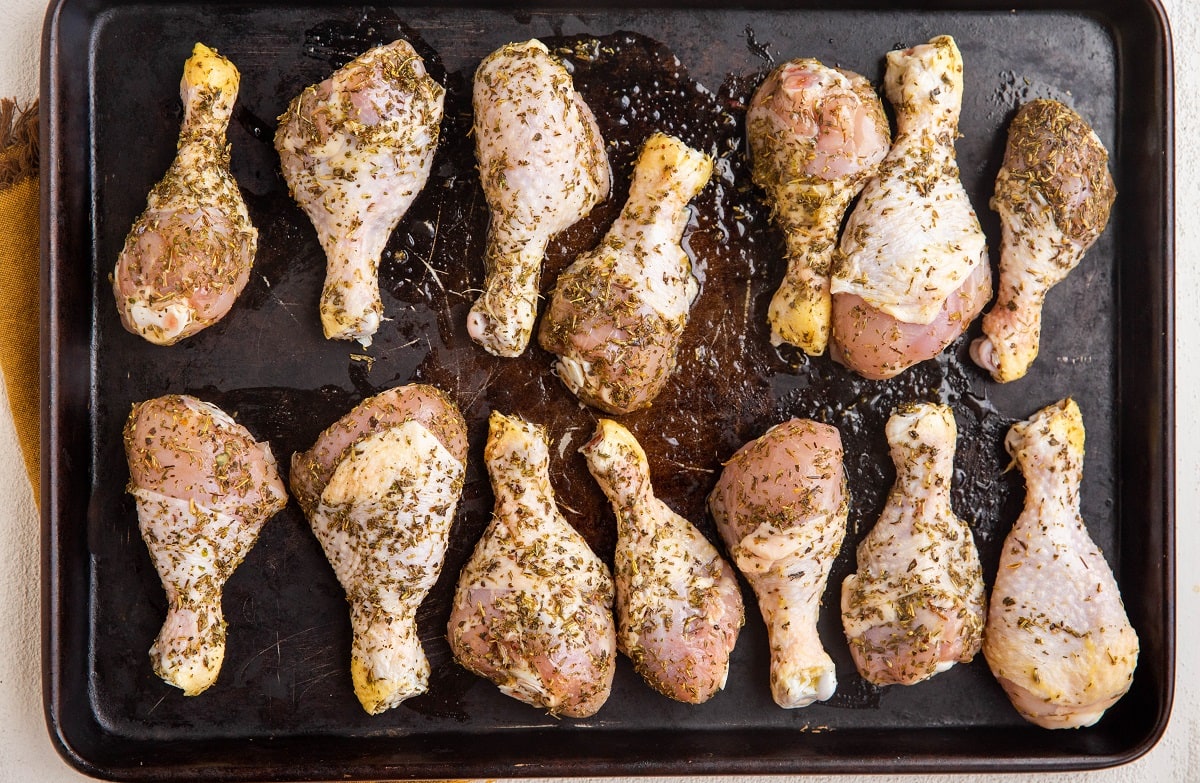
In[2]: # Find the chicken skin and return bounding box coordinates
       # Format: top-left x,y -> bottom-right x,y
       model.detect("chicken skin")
448,412 -> 616,717
290,384 -> 467,714
840,403 -> 985,686
970,100 -> 1116,382
708,419 -> 848,708
746,58 -> 890,354
581,419 -> 743,703
539,133 -> 713,414
113,44 -> 257,346
276,39 -> 445,345
468,39 -> 611,357
830,35 -> 990,379
983,399 -> 1138,729
124,394 -> 287,695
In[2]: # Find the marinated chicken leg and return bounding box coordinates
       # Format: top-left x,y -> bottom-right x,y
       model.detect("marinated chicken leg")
581,419 -> 743,703
276,39 -> 445,345
830,35 -> 991,379
290,384 -> 467,714
448,412 -> 616,717
124,394 -> 287,695
746,58 -> 890,354
983,399 -> 1138,729
840,403 -> 985,686
113,43 -> 257,346
970,100 -> 1116,382
708,419 -> 848,708
468,39 -> 611,357
539,132 -> 713,414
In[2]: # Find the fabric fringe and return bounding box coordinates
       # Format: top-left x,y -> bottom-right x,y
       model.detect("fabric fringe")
0,98 -> 38,187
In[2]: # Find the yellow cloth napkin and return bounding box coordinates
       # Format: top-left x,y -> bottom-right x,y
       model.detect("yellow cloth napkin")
0,99 -> 39,506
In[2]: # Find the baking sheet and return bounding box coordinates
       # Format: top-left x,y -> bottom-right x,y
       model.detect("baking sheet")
42,1 -> 1174,779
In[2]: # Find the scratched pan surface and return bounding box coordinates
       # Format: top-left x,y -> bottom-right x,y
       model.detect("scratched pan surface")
42,0 -> 1173,779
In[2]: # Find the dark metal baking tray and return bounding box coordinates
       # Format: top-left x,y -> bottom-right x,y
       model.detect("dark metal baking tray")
41,0 -> 1174,779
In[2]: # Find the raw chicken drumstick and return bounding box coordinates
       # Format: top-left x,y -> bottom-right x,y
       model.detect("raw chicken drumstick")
970,99 -> 1116,382
830,35 -> 991,380
468,39 -> 611,357
708,419 -> 848,708
290,384 -> 467,714
539,132 -> 713,414
840,403 -> 985,686
746,58 -> 890,354
124,394 -> 287,695
448,412 -> 616,717
113,43 -> 257,346
276,39 -> 445,345
581,419 -> 743,704
983,398 -> 1138,729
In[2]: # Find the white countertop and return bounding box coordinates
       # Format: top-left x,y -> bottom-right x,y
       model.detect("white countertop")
1,0 -> 1193,780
